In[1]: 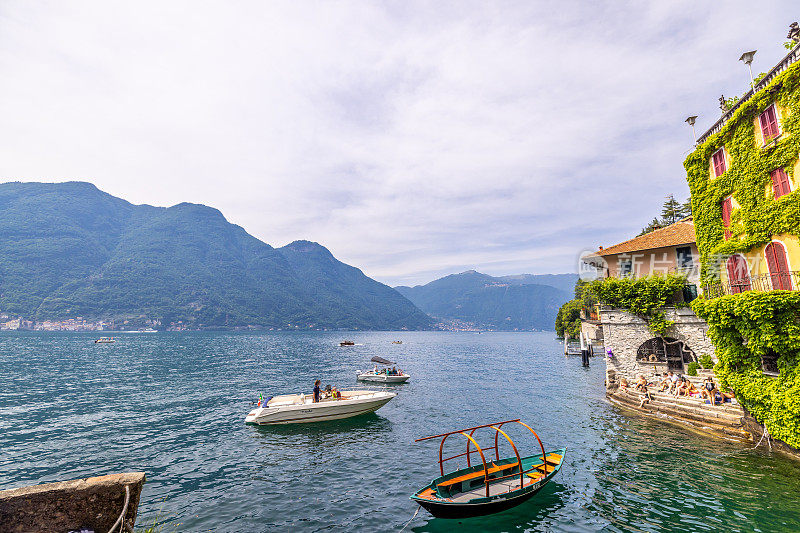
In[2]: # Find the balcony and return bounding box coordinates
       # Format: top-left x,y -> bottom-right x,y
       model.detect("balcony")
703,272 -> 800,299
696,43 -> 800,146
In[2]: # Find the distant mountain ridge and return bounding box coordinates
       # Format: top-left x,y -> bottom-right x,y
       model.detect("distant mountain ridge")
0,181 -> 431,330
395,270 -> 575,330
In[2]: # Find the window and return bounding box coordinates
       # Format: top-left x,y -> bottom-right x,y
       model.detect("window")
712,148 -> 727,177
725,255 -> 751,293
676,246 -> 693,270
759,105 -> 780,142
762,349 -> 779,376
765,241 -> 793,290
682,284 -> 698,303
618,258 -> 632,277
721,197 -> 732,240
771,168 -> 791,199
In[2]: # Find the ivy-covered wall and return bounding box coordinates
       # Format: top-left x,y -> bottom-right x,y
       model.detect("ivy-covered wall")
684,60 -> 800,284
693,293 -> 800,448
685,50 -> 800,449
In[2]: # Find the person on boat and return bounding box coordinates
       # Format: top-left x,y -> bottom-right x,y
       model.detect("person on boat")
331,387 -> 341,399
313,380 -> 321,403
373,364 -> 378,374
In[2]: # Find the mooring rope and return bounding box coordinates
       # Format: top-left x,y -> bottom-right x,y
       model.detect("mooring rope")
107,484 -> 131,533
398,506 -> 420,532
753,424 -> 773,451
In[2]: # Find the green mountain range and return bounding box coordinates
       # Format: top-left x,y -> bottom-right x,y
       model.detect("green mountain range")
0,181 -> 431,330
395,270 -> 575,330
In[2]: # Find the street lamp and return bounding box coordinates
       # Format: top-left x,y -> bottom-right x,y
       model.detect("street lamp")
685,115 -> 698,144
739,50 -> 757,90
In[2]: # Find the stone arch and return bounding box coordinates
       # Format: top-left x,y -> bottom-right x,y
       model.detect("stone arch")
636,337 -> 695,372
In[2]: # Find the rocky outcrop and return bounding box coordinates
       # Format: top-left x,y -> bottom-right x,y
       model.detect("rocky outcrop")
0,472 -> 145,533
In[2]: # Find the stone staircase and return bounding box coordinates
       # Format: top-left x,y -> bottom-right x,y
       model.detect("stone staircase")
609,374 -> 752,442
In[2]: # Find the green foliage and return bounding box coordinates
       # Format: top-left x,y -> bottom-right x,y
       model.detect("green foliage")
786,41 -> 797,51
687,361 -> 699,376
587,274 -> 688,337
693,292 -> 800,447
754,71 -> 768,84
683,60 -> 800,285
0,182 -> 432,330
724,95 -> 740,109
699,353 -> 714,369
555,299 -> 583,338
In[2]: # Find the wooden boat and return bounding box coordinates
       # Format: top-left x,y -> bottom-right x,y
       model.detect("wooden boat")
339,340 -> 355,346
410,419 -> 565,519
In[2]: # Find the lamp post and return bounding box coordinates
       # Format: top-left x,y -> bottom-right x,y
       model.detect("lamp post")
739,50 -> 757,90
685,115 -> 698,144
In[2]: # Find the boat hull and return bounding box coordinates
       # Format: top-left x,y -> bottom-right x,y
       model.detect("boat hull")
356,373 -> 410,383
411,448 -> 566,519
245,391 -> 396,425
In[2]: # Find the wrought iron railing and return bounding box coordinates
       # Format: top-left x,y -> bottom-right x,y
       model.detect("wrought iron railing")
703,271 -> 800,299
696,43 -> 800,146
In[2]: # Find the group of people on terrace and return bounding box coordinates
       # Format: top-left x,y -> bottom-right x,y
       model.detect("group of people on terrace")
621,371 -> 735,408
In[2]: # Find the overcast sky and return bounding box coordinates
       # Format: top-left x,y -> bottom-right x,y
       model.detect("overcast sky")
0,1 -> 796,286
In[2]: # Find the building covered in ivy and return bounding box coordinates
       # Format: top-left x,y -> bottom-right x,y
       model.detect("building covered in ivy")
684,28 -> 800,453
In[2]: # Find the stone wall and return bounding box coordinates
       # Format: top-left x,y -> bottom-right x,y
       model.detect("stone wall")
600,307 -> 716,392
0,472 -> 145,533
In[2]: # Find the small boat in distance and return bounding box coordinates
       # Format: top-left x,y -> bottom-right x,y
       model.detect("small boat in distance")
94,337 -> 115,344
357,356 -> 410,383
245,390 -> 396,425
392,340 -> 403,344
410,419 -> 566,519
339,340 -> 355,346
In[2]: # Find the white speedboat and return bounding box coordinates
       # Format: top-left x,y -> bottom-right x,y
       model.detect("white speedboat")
245,390 -> 396,425
356,355 -> 410,383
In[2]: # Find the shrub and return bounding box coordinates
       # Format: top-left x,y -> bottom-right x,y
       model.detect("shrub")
699,353 -> 714,369
687,361 -> 699,376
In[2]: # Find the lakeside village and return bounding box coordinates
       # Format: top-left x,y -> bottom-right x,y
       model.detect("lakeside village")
557,24 -> 800,457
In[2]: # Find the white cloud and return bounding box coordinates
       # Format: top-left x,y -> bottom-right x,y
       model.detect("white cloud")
0,0 -> 796,285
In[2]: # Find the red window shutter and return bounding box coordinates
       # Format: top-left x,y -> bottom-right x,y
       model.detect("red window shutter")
726,255 -> 751,294
771,168 -> 791,198
721,198 -> 732,240
765,242 -> 792,290
760,105 -> 779,140
712,149 -> 726,177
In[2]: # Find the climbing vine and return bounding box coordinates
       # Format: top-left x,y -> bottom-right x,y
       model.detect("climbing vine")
683,60 -> 800,285
587,274 -> 687,337
693,293 -> 800,448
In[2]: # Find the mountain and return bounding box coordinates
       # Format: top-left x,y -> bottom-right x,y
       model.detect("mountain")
395,270 -> 574,330
0,181 -> 431,330
498,273 -> 578,295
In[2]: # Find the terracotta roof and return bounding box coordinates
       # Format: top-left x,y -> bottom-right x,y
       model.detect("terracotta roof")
591,218 -> 696,257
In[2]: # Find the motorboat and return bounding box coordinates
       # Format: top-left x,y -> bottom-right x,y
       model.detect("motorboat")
245,389 -> 396,425
410,419 -> 566,519
340,340 -> 355,346
94,337 -> 115,344
392,340 -> 403,344
356,356 -> 410,383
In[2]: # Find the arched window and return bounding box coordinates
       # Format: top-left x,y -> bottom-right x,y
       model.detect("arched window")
725,255 -> 751,293
637,337 -> 695,371
765,241 -> 792,291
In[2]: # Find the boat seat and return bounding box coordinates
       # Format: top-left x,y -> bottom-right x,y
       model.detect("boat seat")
436,461 -> 520,489
528,453 -> 562,474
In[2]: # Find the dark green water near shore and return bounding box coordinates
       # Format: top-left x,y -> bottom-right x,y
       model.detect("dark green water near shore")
1,331 -> 799,532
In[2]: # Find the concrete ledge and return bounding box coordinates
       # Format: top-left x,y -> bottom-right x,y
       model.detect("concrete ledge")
0,472 -> 146,533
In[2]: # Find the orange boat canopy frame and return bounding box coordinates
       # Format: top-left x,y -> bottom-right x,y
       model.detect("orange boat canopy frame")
415,419 -> 550,497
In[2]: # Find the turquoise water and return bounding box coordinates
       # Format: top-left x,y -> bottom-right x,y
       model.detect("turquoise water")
1,331 -> 799,532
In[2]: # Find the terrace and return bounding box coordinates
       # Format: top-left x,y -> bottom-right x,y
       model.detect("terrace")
703,271 -> 799,298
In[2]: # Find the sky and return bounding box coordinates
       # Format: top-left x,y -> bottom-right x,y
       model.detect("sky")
0,1 -> 797,286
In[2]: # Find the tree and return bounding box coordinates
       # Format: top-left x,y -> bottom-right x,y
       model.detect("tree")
661,194 -> 682,225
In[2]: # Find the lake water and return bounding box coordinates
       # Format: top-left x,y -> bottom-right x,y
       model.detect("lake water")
1,331 -> 799,532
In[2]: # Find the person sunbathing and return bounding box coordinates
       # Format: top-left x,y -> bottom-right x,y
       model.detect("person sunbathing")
701,376 -> 719,404
684,380 -> 699,397
658,372 -> 675,392
620,377 -> 629,390
635,375 -> 648,393
674,376 -> 688,397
